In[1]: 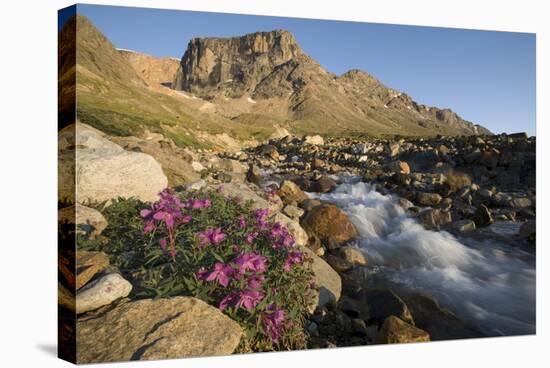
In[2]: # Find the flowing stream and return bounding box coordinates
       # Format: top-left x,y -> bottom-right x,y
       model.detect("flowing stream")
314,180 -> 536,336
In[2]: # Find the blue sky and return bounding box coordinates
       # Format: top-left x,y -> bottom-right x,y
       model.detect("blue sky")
69,4 -> 536,136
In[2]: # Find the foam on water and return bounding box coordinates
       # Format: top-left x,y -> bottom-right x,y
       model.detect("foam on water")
316,181 -> 536,336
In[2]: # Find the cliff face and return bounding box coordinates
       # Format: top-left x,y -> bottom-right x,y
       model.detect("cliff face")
119,50 -> 180,88
173,29 -> 491,136
73,15 -> 490,139
173,30 -> 307,98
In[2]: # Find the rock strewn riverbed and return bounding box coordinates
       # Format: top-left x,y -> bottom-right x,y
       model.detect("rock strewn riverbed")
60,125 -> 536,357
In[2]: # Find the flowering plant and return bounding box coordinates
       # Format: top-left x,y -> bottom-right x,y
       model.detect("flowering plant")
81,188 -> 316,352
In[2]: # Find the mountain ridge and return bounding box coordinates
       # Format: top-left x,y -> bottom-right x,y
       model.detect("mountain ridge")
173,29 -> 491,136
61,15 -> 491,150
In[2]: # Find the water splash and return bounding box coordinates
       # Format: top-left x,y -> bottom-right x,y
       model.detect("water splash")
316,181 -> 536,336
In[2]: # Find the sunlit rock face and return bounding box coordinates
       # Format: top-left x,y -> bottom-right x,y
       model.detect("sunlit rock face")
173,30 -> 305,98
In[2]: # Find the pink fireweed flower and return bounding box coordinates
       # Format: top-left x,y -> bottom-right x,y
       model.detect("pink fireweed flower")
198,227 -> 226,247
234,252 -> 268,274
142,220 -> 155,234
196,267 -> 208,280
140,208 -> 152,218
282,232 -> 295,247
153,210 -> 177,230
254,208 -> 270,228
140,189 -> 192,260
186,198 -> 212,210
273,229 -> 295,249
261,304 -> 285,343
205,262 -> 234,287
219,292 -> 238,311
245,231 -> 259,244
235,289 -> 264,311
247,274 -> 265,289
140,189 -> 188,232
269,222 -> 285,239
255,208 -> 270,219
283,251 -> 303,271
238,215 -> 247,229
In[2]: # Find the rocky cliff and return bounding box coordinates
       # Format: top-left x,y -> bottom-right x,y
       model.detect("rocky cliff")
173,30 -> 306,98
66,15 -> 491,143
173,30 -> 491,136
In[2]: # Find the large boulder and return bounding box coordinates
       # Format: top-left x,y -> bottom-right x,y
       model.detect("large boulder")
416,192 -> 442,206
300,246 -> 341,310
304,135 -> 324,145
76,273 -> 132,314
301,204 -> 358,249
76,297 -> 242,363
366,289 -> 414,325
282,204 -> 305,219
272,212 -> 309,247
403,293 -> 483,340
375,316 -> 430,344
278,180 -> 310,205
309,175 -> 337,193
110,135 -> 200,186
59,123 -> 168,204
473,204 -> 493,227
338,246 -> 368,267
215,182 -> 283,214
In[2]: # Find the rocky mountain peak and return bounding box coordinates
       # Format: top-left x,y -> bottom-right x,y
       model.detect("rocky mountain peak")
173,29 -> 307,98
72,15 -> 492,138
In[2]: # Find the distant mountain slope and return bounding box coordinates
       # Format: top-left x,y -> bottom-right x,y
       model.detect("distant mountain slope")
59,15 -> 275,149
173,30 -> 491,136
119,49 -> 180,89
59,15 -> 490,149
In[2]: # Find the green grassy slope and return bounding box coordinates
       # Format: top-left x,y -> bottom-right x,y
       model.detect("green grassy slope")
62,15 -> 276,148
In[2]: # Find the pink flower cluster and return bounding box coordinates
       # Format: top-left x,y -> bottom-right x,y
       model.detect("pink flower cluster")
198,251 -> 269,314
140,189 -> 188,233
185,198 -> 212,210
248,209 -> 296,249
140,189 -> 192,259
269,222 -> 295,249
219,289 -> 265,311
261,304 -> 286,343
198,227 -> 226,247
234,252 -> 268,274
205,262 -> 234,287
254,208 -> 270,228
139,189 -> 312,345
283,251 -> 304,271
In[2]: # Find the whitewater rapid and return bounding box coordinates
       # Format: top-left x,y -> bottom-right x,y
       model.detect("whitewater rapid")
315,181 -> 536,336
